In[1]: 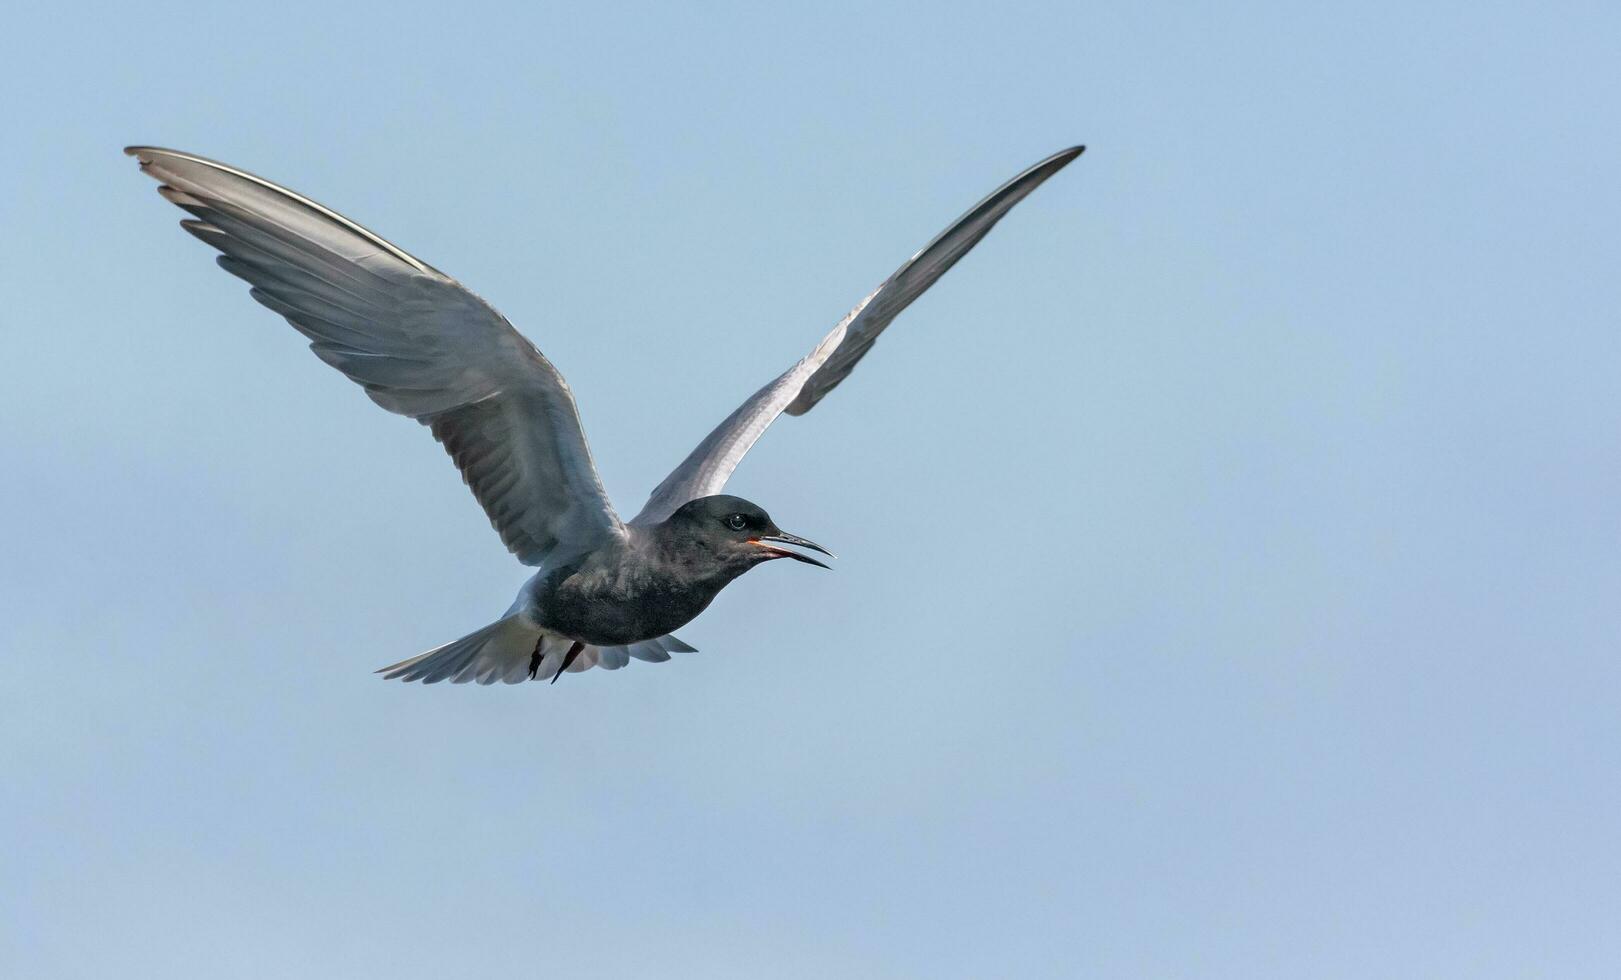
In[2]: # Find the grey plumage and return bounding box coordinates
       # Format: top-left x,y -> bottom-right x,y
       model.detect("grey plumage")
629,146 -> 1084,526
127,143 -> 1082,684
135,148 -> 621,567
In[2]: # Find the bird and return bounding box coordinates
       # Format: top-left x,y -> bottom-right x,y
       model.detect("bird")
126,142 -> 1084,684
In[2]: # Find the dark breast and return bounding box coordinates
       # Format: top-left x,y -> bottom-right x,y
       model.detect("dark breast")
532,555 -> 731,646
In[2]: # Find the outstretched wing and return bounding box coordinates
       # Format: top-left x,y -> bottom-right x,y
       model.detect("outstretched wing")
630,145 -> 1084,525
128,146 -> 623,564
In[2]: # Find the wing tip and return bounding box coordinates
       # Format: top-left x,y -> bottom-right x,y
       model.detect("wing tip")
122,143 -> 440,276
123,144 -> 170,162
1047,144 -> 1086,170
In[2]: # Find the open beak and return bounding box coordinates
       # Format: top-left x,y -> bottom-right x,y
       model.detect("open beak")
757,531 -> 834,570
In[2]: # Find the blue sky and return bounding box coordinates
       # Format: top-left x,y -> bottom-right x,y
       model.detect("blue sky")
3,2 -> 1619,976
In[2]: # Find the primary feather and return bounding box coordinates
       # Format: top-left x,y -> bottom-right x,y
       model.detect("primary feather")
127,146 -> 623,566
631,145 -> 1084,525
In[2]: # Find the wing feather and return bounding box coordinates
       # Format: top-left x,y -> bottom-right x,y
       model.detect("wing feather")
631,146 -> 1083,525
128,146 -> 623,563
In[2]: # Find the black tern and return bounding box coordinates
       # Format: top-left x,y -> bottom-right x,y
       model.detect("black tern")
127,143 -> 1083,684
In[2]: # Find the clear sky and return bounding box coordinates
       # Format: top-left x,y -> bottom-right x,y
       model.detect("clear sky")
3,2 -> 1618,977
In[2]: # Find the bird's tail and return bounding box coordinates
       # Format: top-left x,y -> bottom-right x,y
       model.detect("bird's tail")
376,616 -> 542,684
376,616 -> 697,684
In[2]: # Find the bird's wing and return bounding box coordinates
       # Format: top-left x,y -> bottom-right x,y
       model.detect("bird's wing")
630,146 -> 1084,525
128,146 -> 623,564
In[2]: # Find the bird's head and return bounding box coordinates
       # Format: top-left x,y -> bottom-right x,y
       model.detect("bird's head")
666,494 -> 833,571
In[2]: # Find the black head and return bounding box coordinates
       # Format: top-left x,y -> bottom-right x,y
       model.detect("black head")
667,494 -> 833,570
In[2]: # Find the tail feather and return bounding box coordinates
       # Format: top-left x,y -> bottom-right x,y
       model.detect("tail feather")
628,640 -> 672,663
376,616 -> 538,684
376,619 -> 699,684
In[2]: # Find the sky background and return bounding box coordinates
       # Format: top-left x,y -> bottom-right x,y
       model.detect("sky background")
3,2 -> 1619,977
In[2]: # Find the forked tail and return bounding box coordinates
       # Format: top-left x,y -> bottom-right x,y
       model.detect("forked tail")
377,617 -> 697,684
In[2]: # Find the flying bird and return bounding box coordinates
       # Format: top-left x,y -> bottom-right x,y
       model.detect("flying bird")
127,143 -> 1083,684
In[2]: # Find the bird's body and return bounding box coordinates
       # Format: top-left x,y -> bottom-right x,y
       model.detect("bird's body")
518,521 -> 744,648
127,143 -> 1082,684
520,530 -> 695,649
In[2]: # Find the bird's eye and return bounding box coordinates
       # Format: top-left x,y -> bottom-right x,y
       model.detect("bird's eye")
725,514 -> 749,531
